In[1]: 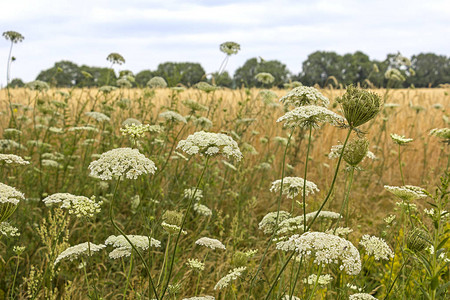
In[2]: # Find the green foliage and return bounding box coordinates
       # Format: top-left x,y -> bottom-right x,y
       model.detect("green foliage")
155,62 -> 205,87
234,57 -> 290,88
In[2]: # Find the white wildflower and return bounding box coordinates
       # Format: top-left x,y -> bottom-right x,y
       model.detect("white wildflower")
195,237 -> 226,250
359,235 -> 394,261
390,133 -> 413,145
105,235 -> 161,259
349,293 -> 378,300
258,211 -> 291,234
184,188 -> 203,201
384,185 -> 427,201
279,86 -> 329,107
0,154 -> 29,165
182,296 -> 214,300
68,126 -> 99,133
89,148 -> 157,180
270,177 -> 319,199
85,111 -> 110,122
0,182 -> 24,205
303,274 -> 333,285
277,105 -> 344,129
159,111 -> 187,123
214,267 -> 246,290
194,203 -> 212,217
54,242 -> 105,265
0,222 -> 20,237
186,258 -> 205,271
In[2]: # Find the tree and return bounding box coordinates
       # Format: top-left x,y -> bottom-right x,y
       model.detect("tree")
234,58 -> 290,88
36,60 -> 82,87
209,71 -> 233,88
79,65 -> 116,87
7,78 -> 24,88
155,62 -> 205,87
135,70 -> 156,87
406,53 -> 450,87
299,51 -> 343,87
341,51 -> 373,86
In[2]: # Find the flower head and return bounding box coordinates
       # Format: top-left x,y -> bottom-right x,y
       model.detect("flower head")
54,242 -> 105,265
147,76 -> 167,88
384,185 -> 427,201
159,111 -> 187,123
85,111 -> 110,122
43,193 -> 102,218
0,154 -> 29,165
270,177 -> 319,199
390,133 -> 413,145
258,211 -> 291,234
105,235 -> 161,259
214,267 -> 246,290
279,86 -> 329,108
0,183 -> 24,222
195,237 -> 226,250
359,235 -> 394,261
255,72 -> 275,84
106,52 -> 125,65
3,31 -> 24,43
429,128 -> 450,144
220,41 -> 240,55
196,82 -> 218,93
349,293 -> 378,300
88,148 -> 157,180
276,105 -> 344,129
336,86 -> 382,128
177,131 -> 242,161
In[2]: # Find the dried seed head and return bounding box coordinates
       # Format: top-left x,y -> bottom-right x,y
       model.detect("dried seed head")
162,210 -> 183,227
406,228 -> 429,253
220,41 -> 240,55
343,138 -> 370,166
2,31 -> 24,43
106,52 -> 125,65
336,86 -> 382,128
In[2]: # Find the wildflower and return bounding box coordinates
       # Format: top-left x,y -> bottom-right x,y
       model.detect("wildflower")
0,183 -> 24,222
270,177 -> 319,199
176,131 -> 242,161
106,52 -> 125,65
196,82 -> 218,93
279,86 -> 329,107
273,136 -> 288,146
0,139 -> 26,151
25,80 -> 49,91
88,148 -> 157,180
384,185 -> 427,201
259,211 -> 291,234
349,293 -> 378,300
162,222 -> 187,235
429,128 -> 450,144
276,232 -> 361,275
276,211 -> 341,237
384,214 -> 396,224
159,111 -> 187,123
186,258 -> 205,271
303,274 -> 333,285
147,76 -> 167,88
194,117 -> 213,129
41,159 -> 60,168
99,85 -> 117,93
347,283 -> 363,292
13,245 -> 25,255
255,72 -> 275,84
0,154 -> 29,165
184,188 -> 203,201
195,237 -> 226,250
406,228 -> 429,253
325,227 -> 353,237
284,81 -> 303,89
259,89 -> 278,104
85,111 -> 110,122
336,85 -> 382,128
105,235 -> 161,259
281,296 -> 301,300
116,78 -> 132,88
122,118 -> 142,126
182,99 -> 208,112
359,235 -> 394,261
220,41 -> 240,55
120,124 -> 151,139
68,126 -> 99,133
0,222 -> 20,237
277,105 -> 344,129
3,31 -> 24,43
182,296 -> 215,300
214,267 -> 246,290
390,133 -> 413,145
385,69 -> 405,81
194,203 -> 212,217
54,242 -> 105,265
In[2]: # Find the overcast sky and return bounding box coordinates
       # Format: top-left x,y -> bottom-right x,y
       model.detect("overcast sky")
1,0 -> 449,86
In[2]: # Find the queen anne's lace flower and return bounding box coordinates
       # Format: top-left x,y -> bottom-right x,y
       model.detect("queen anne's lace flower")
54,242 -> 105,265
303,274 -> 333,285
258,211 -> 291,234
429,128 -> 450,143
359,235 -> 394,261
85,111 -> 110,122
159,111 -> 187,123
0,154 -> 29,165
277,105 -> 344,129
390,133 -> 413,145
0,182 -> 24,205
105,235 -> 161,259
186,258 -> 205,271
276,211 -> 341,237
194,203 -> 212,216
270,177 -> 319,199
0,222 -> 20,237
384,185 -> 427,201
276,232 -> 361,275
43,193 -> 102,218
89,148 -> 157,180
279,86 -> 329,107
349,293 -> 378,300
177,131 -> 242,161
182,296 -> 215,300
195,237 -> 226,250
214,267 -> 246,290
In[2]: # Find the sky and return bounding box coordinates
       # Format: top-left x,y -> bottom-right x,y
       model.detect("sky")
0,0 -> 449,86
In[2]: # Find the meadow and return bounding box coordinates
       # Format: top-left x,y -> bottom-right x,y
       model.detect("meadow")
0,85 -> 449,300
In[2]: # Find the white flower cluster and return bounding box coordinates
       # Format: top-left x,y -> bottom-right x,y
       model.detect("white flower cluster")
159,111 -> 187,123
54,242 -> 105,265
349,293 -> 378,300
0,182 -> 24,205
85,111 -> 110,122
0,154 -> 29,165
276,232 -> 361,275
276,105 -> 344,129
276,211 -> 341,237
0,139 -> 26,151
194,203 -> 212,217
184,188 -> 203,201
195,237 -> 226,250
161,222 -> 187,235
281,296 -> 301,300
42,193 -> 102,218
193,116 -> 213,129
258,211 -> 291,234
214,267 -> 246,290
303,274 -> 333,285
177,131 -> 242,161
325,227 -> 353,237
390,133 -> 413,145
384,185 -> 427,201
328,144 -> 375,161
279,86 -> 330,108
105,235 -> 161,259
89,148 -> 157,180
182,296 -> 215,300
68,126 -> 99,133
42,159 -> 60,168
270,177 -> 319,199
186,258 -> 205,271
359,235 -> 394,261
120,124 -> 150,138
0,222 -> 20,237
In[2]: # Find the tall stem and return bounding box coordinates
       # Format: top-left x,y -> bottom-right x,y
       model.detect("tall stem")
160,157 -> 210,298
302,125 -> 313,231
6,42 -> 13,84
398,144 -> 406,185
109,178 -> 160,300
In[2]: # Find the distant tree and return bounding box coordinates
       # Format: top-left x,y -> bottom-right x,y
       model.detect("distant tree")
36,60 -> 82,87
406,53 -> 450,87
341,51 -> 373,86
299,51 -> 343,87
209,71 -> 233,88
155,62 -> 205,87
7,78 -> 24,88
234,58 -> 290,88
135,70 -> 156,87
79,65 -> 116,87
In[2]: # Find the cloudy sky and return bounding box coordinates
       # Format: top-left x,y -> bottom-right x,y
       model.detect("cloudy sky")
1,0 -> 449,86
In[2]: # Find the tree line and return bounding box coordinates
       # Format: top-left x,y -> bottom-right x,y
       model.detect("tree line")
8,51 -> 450,89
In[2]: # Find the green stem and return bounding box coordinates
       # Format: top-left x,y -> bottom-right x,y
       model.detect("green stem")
9,254 -> 20,299
307,265 -> 323,300
398,144 -> 405,185
109,178 -> 160,300
123,253 -> 133,299
160,157 -> 210,298
383,257 -> 409,300
82,258 -> 92,297
334,166 -> 355,230
302,125 -> 313,231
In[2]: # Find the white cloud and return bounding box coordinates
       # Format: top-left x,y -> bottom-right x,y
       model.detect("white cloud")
0,0 -> 449,86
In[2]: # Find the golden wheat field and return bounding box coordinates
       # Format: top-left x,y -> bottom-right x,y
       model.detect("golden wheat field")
0,86 -> 449,300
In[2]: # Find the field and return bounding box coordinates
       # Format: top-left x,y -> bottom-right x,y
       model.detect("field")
0,86 -> 449,300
